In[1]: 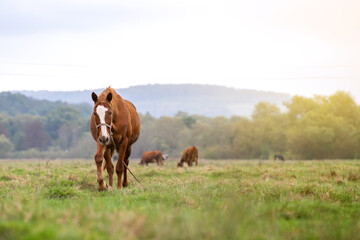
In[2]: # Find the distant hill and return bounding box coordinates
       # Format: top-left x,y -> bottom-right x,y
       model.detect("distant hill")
15,84 -> 291,117
0,92 -> 91,118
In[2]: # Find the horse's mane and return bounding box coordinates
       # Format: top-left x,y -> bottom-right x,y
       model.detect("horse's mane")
97,87 -> 123,105
126,100 -> 137,110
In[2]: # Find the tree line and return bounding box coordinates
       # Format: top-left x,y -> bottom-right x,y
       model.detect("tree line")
0,91 -> 359,160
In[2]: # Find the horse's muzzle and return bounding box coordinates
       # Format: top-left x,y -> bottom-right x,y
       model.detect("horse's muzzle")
99,137 -> 110,145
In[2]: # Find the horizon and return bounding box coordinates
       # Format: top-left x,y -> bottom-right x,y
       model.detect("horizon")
5,83 -> 359,102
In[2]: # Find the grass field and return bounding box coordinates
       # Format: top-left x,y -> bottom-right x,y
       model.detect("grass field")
0,159 -> 359,240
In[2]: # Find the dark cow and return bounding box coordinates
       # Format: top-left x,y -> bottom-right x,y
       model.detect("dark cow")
274,154 -> 285,161
139,151 -> 164,166
177,146 -> 198,167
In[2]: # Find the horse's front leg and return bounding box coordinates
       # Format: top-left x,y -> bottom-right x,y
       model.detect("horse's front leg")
104,149 -> 114,188
116,137 -> 128,189
94,143 -> 107,191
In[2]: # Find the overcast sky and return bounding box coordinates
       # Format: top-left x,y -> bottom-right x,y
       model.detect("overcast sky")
1,0 -> 360,99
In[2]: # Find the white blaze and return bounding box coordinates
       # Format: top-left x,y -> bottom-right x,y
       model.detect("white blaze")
96,105 -> 110,139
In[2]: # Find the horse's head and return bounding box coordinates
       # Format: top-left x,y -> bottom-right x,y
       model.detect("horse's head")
92,92 -> 113,146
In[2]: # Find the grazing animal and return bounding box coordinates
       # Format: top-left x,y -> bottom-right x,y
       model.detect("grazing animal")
162,154 -> 169,161
274,154 -> 285,161
90,87 -> 140,190
177,146 -> 198,167
139,151 -> 164,166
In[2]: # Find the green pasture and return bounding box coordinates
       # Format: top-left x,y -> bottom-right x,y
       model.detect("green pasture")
0,159 -> 359,240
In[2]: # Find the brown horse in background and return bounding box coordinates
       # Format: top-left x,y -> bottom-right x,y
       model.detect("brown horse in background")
178,146 -> 198,167
90,87 -> 140,190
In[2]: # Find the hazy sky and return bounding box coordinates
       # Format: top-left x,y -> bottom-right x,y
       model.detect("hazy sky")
1,0 -> 360,99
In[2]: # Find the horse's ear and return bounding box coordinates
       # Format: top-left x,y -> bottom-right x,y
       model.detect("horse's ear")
92,92 -> 98,103
106,92 -> 112,102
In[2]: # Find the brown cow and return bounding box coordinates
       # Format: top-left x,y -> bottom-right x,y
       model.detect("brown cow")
177,146 -> 198,167
139,151 -> 164,166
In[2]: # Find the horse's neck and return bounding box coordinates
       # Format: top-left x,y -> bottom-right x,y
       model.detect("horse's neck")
112,99 -> 128,125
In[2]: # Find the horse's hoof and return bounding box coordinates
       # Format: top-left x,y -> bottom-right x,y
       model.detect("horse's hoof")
98,183 -> 108,191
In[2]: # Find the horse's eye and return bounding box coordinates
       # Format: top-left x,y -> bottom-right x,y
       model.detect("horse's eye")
109,112 -> 112,116
93,112 -> 97,116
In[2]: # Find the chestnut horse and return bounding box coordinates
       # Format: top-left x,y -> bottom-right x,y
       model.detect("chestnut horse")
90,87 -> 140,190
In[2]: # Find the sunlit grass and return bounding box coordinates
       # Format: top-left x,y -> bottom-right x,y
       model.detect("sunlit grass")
0,159 -> 359,240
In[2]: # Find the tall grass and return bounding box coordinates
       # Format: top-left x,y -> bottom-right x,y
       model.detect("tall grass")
0,159 -> 359,240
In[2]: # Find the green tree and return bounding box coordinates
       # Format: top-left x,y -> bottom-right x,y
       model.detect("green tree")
24,119 -> 48,150
248,102 -> 286,159
0,135 -> 14,158
252,102 -> 281,120
200,117 -> 233,159
284,96 -> 320,123
45,106 -> 83,145
328,91 -> 359,125
67,132 -> 96,158
286,92 -> 358,159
